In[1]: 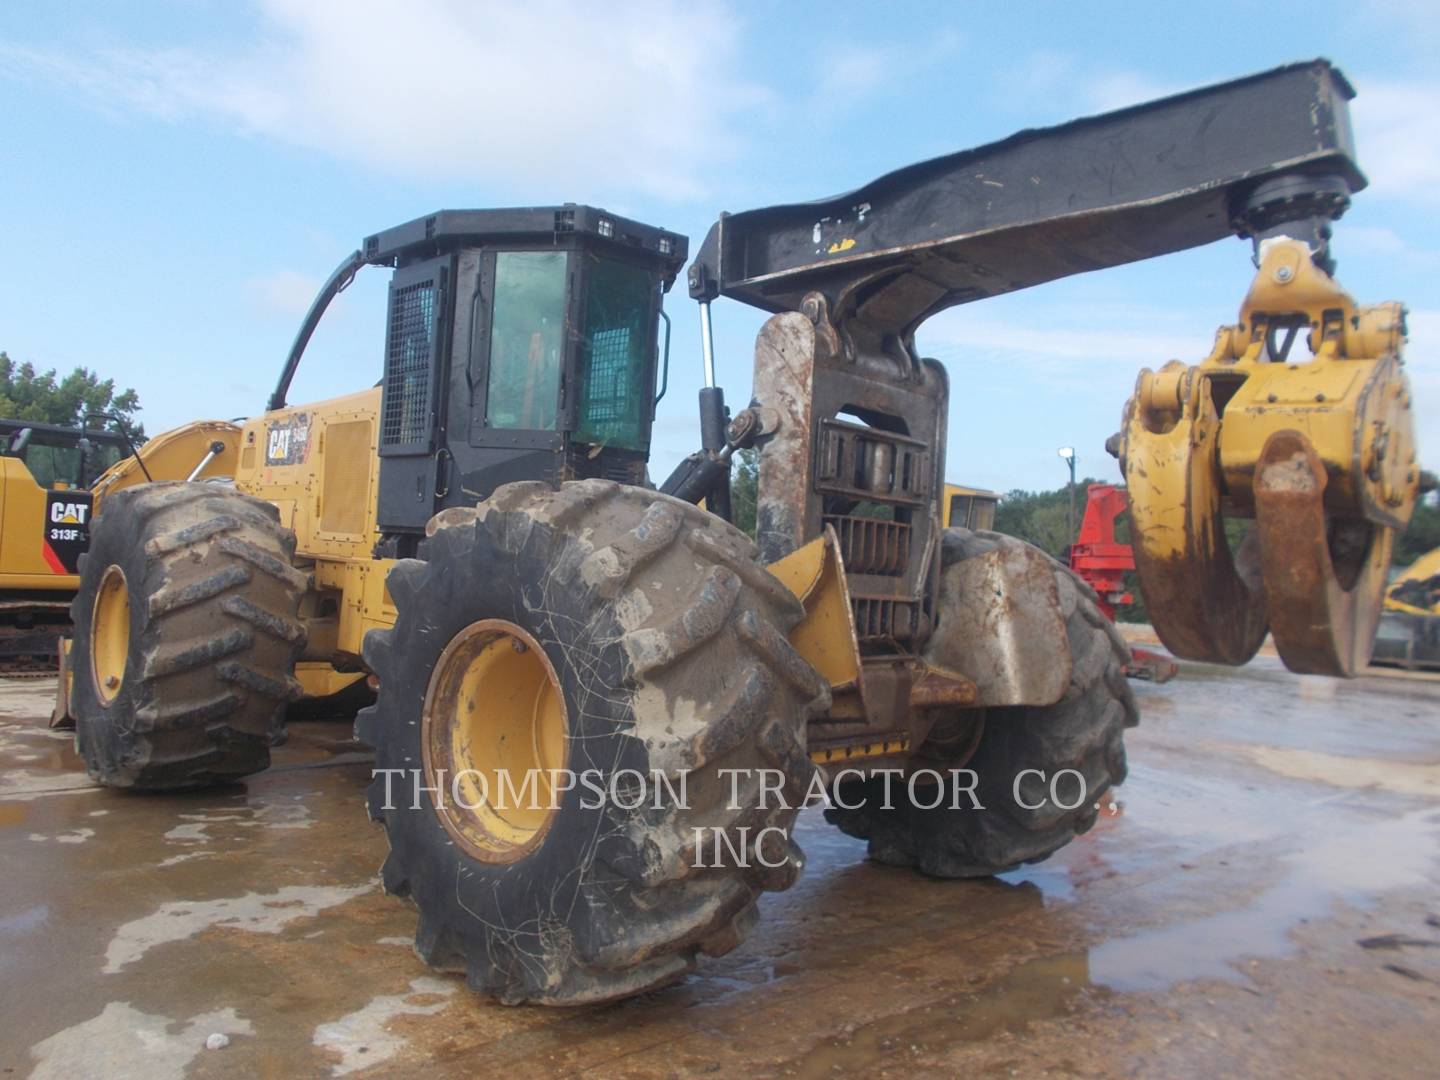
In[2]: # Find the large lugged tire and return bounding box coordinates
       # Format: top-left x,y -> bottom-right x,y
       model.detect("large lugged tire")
826,528 -> 1138,877
71,482 -> 308,789
357,479 -> 829,1005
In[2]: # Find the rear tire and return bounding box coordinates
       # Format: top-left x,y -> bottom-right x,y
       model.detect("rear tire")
826,529 -> 1138,877
71,482 -> 308,789
358,480 -> 829,1005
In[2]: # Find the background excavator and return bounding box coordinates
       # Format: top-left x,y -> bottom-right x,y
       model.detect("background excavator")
0,416 -> 236,678
57,59 -> 1421,1005
0,419 -> 131,672
1371,546 -> 1440,671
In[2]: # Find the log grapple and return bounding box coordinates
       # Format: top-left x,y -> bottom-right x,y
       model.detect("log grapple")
1118,232 -> 1417,676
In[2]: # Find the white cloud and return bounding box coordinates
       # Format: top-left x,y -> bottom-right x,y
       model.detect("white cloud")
805,30 -> 962,114
1085,70 -> 1183,113
1360,1 -> 1440,48
920,303 -> 1203,377
1351,80 -> 1440,205
1338,223 -> 1440,267
1342,224 -> 1409,255
1001,49 -> 1075,104
996,52 -> 1179,117
246,269 -> 323,318
0,0 -> 765,201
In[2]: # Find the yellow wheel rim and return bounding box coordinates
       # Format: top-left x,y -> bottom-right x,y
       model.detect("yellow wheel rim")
421,620 -> 568,863
91,566 -> 130,705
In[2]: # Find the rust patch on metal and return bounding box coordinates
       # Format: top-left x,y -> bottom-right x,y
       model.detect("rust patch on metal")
909,671 -> 980,709
1254,429 -> 1391,675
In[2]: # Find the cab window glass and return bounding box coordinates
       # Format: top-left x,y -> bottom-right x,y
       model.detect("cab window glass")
486,251 -> 567,430
576,257 -> 653,451
972,497 -> 996,531
22,442 -> 82,488
11,436 -> 127,488
90,442 -> 126,478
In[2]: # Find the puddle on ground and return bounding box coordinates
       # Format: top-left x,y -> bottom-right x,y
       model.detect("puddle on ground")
161,798 -> 315,843
28,1002 -> 252,1080
1242,745 -> 1440,798
1132,656 -> 1440,762
1090,808 -> 1440,991
312,976 -> 457,1076
0,767 -> 98,801
27,826 -> 94,844
3,665 -> 1440,1075
104,882 -> 376,973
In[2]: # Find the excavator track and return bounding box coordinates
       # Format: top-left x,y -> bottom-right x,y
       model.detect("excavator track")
0,600 -> 70,676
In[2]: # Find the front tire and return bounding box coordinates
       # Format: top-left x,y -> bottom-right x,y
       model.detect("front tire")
357,480 -> 828,1005
826,529 -> 1138,877
71,482 -> 308,789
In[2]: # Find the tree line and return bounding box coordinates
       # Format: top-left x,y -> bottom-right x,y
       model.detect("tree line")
0,352 -> 144,437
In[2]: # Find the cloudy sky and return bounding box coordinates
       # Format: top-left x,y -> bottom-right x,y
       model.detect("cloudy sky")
1,0 -> 1435,492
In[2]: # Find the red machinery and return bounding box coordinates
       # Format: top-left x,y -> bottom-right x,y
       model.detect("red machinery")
1068,483 -> 1178,682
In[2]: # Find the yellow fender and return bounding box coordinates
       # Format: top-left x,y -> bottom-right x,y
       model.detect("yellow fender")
766,525 -> 862,693
91,420 -> 241,508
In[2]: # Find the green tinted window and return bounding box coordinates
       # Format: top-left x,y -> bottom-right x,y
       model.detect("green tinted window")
91,443 -> 126,476
21,442 -> 82,488
486,251 -> 568,430
575,257 -> 654,450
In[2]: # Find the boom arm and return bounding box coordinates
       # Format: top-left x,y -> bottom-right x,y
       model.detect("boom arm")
689,60 -> 1361,331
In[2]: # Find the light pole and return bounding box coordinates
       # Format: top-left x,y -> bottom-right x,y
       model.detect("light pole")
1058,446 -> 1077,544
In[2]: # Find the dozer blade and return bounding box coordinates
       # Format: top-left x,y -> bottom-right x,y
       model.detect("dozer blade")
1119,240 -> 1420,678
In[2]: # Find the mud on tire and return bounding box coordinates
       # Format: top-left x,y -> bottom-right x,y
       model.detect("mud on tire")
71,482 -> 307,789
357,479 -> 829,1005
826,528 -> 1139,877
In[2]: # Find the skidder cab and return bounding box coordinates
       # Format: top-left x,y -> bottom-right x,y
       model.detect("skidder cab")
266,206 -> 688,546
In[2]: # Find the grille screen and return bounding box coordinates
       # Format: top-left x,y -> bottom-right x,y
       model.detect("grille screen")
320,420 -> 373,535
822,514 -> 910,576
381,279 -> 436,449
581,328 -> 631,425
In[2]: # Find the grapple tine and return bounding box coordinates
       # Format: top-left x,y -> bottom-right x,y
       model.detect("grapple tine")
1253,430 -> 1393,676
1121,365 -> 1269,666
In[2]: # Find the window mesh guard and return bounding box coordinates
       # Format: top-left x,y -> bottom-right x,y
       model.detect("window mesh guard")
580,328 -> 631,429
381,279 -> 436,450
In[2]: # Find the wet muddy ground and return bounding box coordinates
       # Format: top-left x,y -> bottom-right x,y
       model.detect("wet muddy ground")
3,656 -> 1439,1078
